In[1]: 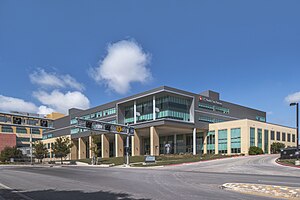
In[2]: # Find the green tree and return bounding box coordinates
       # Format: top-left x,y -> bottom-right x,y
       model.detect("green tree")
0,146 -> 23,162
52,137 -> 73,164
271,142 -> 285,154
91,133 -> 101,165
34,141 -> 48,163
248,146 -> 264,155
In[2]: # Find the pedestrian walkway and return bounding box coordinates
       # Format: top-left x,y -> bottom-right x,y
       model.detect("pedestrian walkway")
221,183 -> 300,199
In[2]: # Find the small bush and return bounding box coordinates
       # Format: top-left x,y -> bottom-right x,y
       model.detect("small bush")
249,146 -> 264,155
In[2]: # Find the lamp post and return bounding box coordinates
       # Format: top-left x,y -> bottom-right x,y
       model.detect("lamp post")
290,102 -> 299,161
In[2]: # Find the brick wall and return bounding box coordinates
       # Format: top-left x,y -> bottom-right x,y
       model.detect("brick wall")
0,133 -> 16,152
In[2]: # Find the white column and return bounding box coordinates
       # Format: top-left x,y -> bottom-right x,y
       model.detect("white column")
134,100 -> 137,124
153,95 -> 156,120
193,128 -> 196,155
174,134 -> 177,154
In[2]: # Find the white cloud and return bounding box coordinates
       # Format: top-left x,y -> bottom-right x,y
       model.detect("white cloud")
285,92 -> 300,104
90,39 -> 152,94
33,90 -> 90,114
30,68 -> 85,91
0,95 -> 38,113
37,105 -> 55,115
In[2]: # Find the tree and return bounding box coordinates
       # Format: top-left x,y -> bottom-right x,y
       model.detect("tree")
34,141 -> 48,163
52,137 -> 73,164
90,133 -> 101,165
271,142 -> 285,154
0,146 -> 23,162
248,146 -> 264,155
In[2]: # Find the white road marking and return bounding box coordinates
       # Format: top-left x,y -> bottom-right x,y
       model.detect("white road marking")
0,182 -> 34,200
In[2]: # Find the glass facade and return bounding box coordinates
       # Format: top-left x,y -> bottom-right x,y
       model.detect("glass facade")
136,100 -> 153,123
156,96 -> 191,122
264,130 -> 269,154
231,128 -> 241,153
124,105 -> 134,124
0,115 -> 11,123
218,129 -> 227,154
250,127 -> 255,147
257,128 -> 262,148
207,131 -> 215,154
103,108 -> 116,116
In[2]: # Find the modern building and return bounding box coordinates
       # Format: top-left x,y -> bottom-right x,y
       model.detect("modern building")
0,111 -> 59,155
42,86 -> 297,160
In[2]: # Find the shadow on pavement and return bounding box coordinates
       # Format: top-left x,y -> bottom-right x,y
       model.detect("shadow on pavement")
0,189 -> 151,200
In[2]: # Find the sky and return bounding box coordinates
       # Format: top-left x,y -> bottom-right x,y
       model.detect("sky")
0,1 -> 300,127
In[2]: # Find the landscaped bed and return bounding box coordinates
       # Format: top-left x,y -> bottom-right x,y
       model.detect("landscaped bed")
76,154 -> 243,167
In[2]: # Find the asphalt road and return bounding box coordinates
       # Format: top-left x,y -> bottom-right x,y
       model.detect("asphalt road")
0,155 -> 299,200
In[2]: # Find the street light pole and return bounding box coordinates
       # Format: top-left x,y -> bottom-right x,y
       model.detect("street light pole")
30,127 -> 33,165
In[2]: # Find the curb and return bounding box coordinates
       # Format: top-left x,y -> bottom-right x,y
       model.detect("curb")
275,159 -> 300,169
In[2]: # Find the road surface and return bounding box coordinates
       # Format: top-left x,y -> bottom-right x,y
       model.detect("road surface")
0,154 -> 299,200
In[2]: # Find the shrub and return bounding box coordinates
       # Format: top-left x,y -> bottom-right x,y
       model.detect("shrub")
0,146 -> 23,162
248,146 -> 264,155
271,142 -> 285,154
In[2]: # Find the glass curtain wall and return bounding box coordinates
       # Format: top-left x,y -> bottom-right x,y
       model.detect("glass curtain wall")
156,96 -> 191,122
218,129 -> 228,154
124,105 -> 134,124
231,128 -> 241,153
136,100 -> 153,123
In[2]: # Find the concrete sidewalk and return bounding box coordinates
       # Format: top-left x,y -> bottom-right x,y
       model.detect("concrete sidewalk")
221,183 -> 300,199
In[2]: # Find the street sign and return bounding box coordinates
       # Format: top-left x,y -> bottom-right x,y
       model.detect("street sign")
75,118 -> 134,136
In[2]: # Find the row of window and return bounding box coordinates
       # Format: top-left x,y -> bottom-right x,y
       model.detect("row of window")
199,115 -> 224,123
0,126 -> 40,134
70,107 -> 116,125
198,103 -> 230,114
269,130 -> 295,142
16,137 -> 40,142
207,128 -> 241,154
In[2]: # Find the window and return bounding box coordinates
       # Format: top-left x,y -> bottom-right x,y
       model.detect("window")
292,134 -> 296,143
199,103 -> 214,111
282,132 -> 286,142
103,108 -> 116,116
287,133 -> 291,142
16,127 -> 27,134
218,129 -> 227,154
250,127 -> 255,147
0,115 -> 11,123
136,100 -> 153,123
264,130 -> 269,154
257,128 -> 262,148
156,96 -> 191,122
276,131 -> 280,141
70,118 -> 77,125
28,119 -> 38,126
2,126 -> 13,133
215,106 -> 229,114
207,131 -> 215,154
71,128 -> 79,134
256,116 -> 266,122
271,131 -> 275,140
31,128 -> 40,135
231,128 -> 241,154
199,115 -> 224,123
96,111 -> 102,118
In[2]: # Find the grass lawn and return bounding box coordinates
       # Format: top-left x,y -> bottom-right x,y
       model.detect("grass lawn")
76,154 -> 242,167
277,159 -> 299,166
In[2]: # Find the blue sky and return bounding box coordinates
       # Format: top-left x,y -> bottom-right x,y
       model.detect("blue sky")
0,1 -> 299,127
